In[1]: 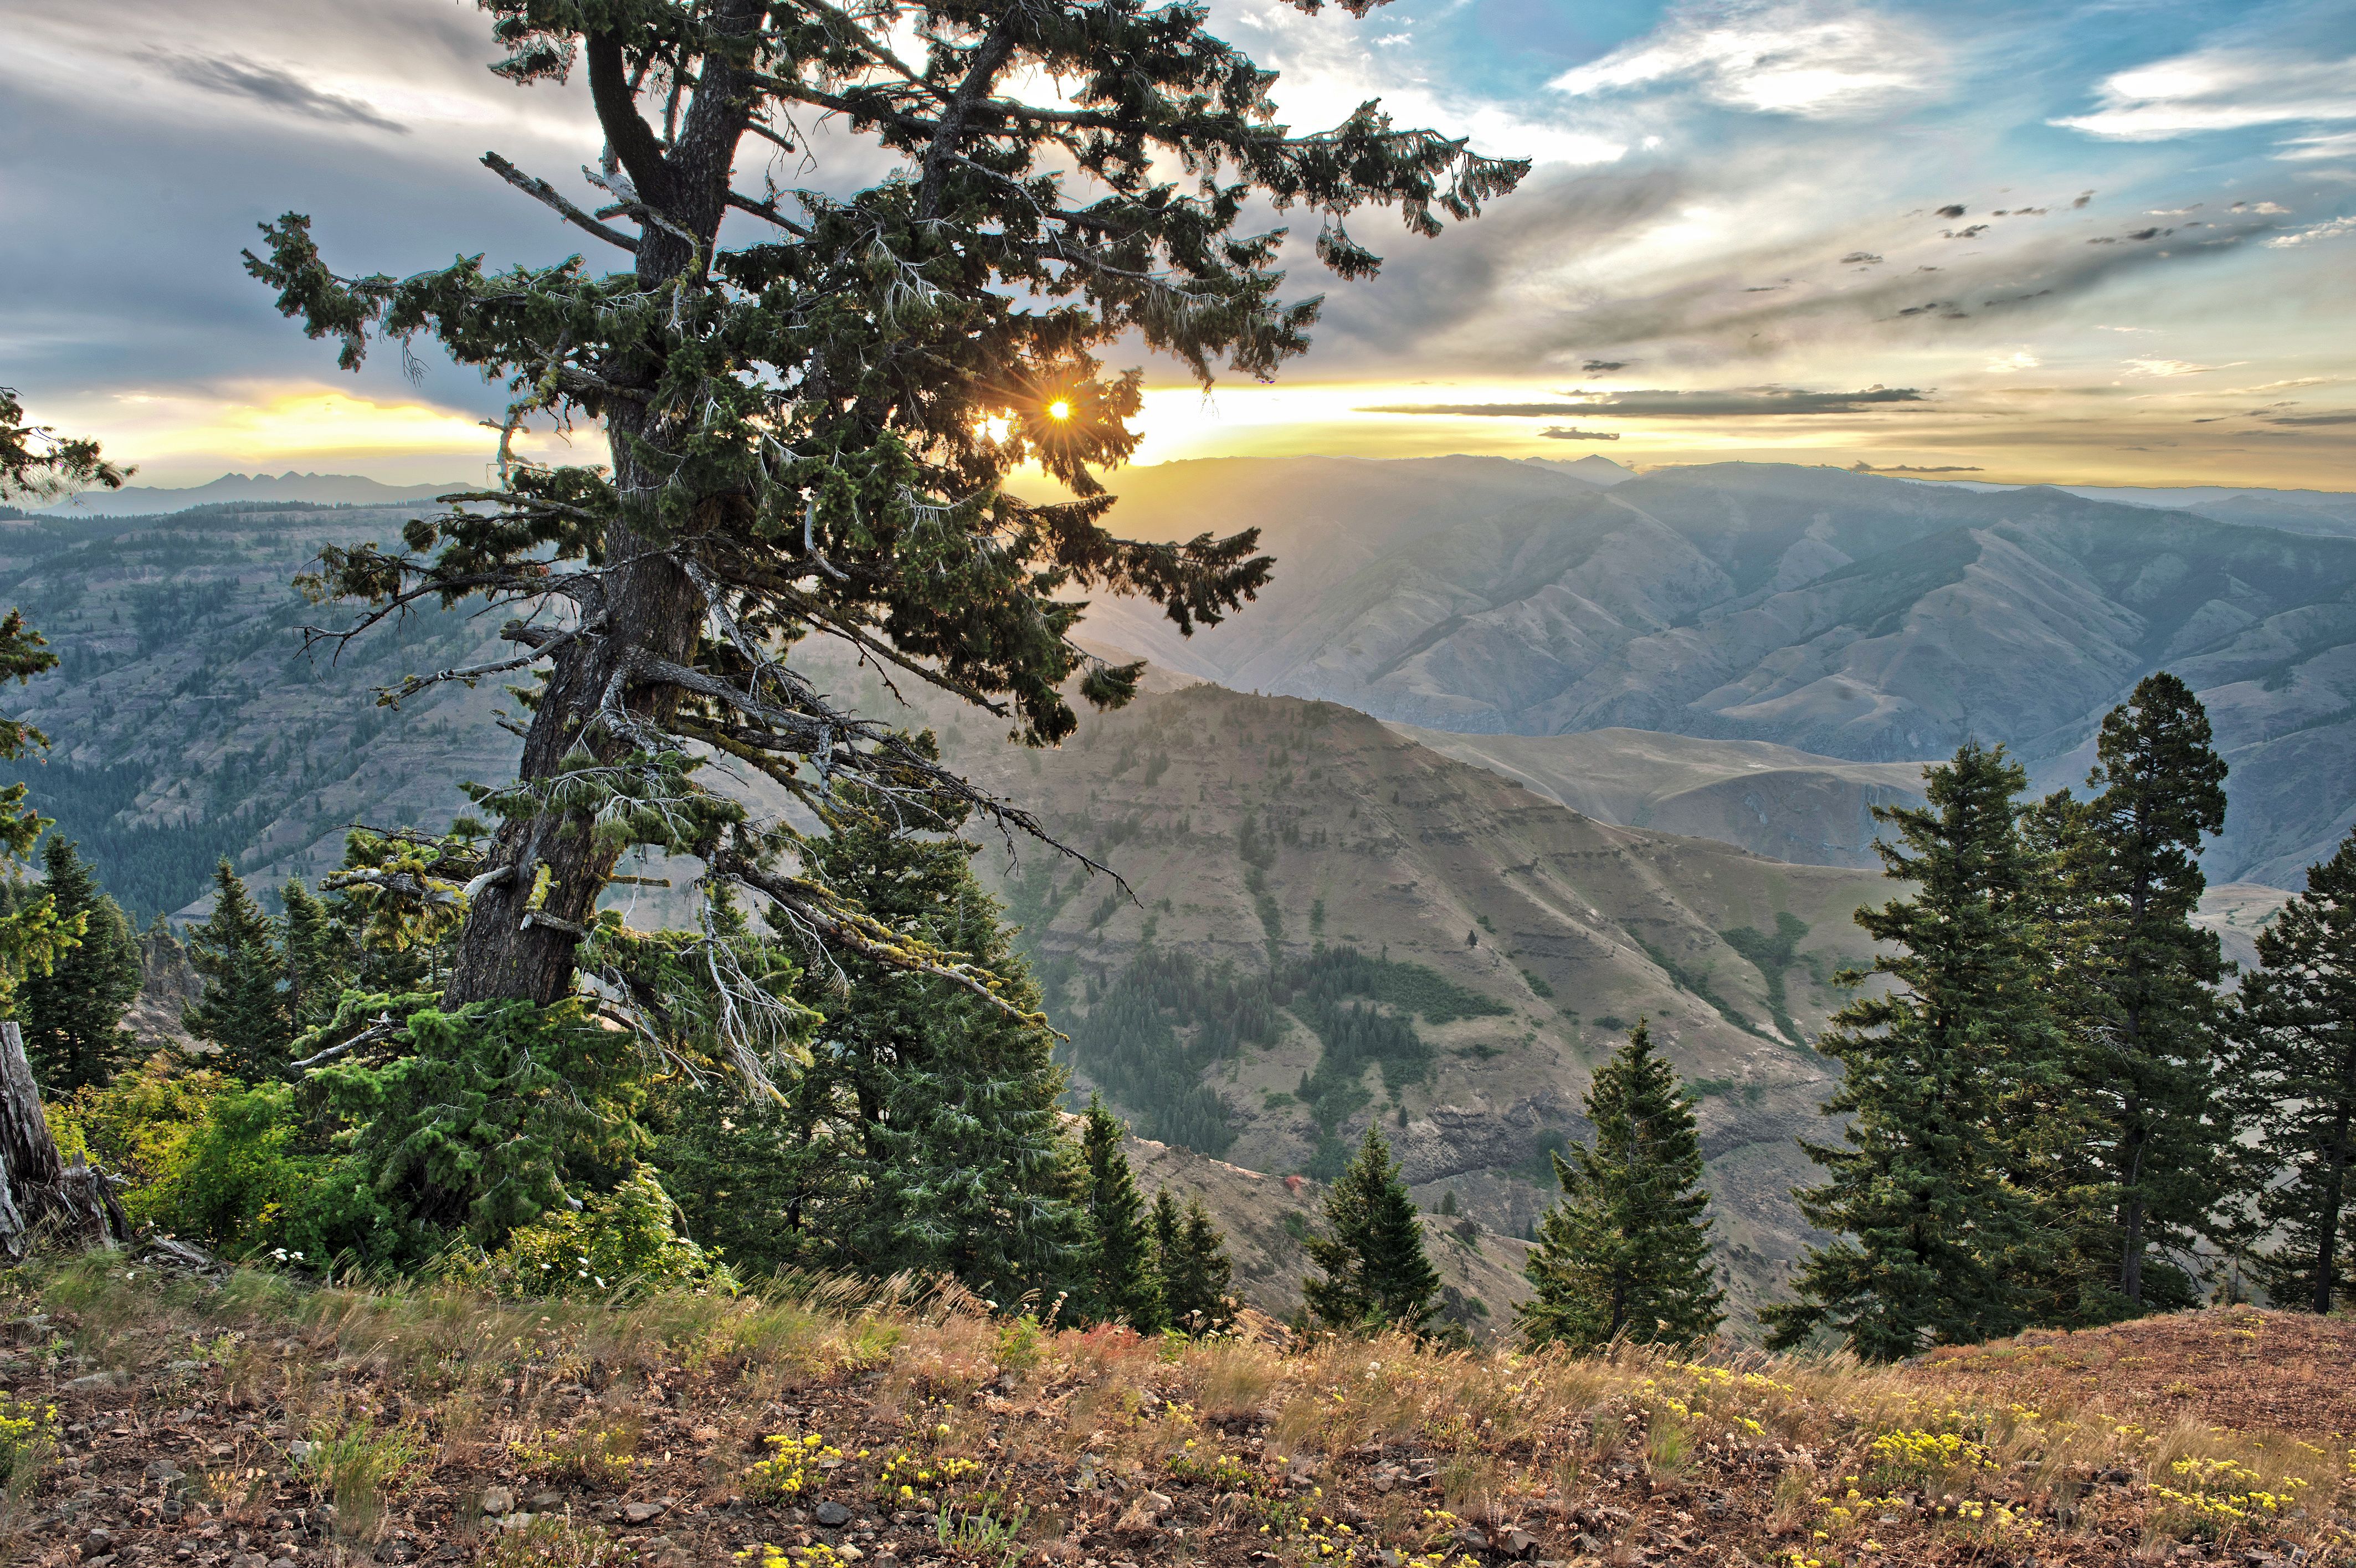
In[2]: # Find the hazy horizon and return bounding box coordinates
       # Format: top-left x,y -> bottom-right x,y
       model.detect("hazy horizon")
7,0 -> 2353,490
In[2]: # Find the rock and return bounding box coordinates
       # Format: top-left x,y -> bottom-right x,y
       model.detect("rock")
481,1487 -> 515,1517
622,1502 -> 669,1525
814,1502 -> 853,1528
529,1494 -> 563,1511
1143,1492 -> 1173,1516
66,1372 -> 118,1390
835,1550 -> 863,1564
286,1441 -> 314,1462
86,1530 -> 118,1555
1457,1528 -> 1490,1552
1498,1526 -> 1540,1557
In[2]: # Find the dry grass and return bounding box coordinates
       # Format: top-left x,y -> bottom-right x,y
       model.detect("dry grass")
4,1257 -> 2354,1568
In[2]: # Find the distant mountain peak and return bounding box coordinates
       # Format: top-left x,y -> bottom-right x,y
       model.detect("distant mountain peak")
1526,453 -> 1636,486
39,471 -> 467,517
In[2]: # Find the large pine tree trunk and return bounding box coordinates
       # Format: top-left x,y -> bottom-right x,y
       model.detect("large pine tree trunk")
0,1020 -> 127,1255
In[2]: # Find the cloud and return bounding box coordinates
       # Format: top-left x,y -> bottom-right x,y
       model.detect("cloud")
2266,214 -> 2356,248
2268,411 -> 2356,426
2123,358 -> 2244,377
2054,46 -> 2356,141
1359,387 -> 1931,418
2279,131 -> 2356,161
1541,428 -> 1622,440
1851,461 -> 1982,473
147,50 -> 409,133
1548,0 -> 1934,119
1582,360 -> 1630,373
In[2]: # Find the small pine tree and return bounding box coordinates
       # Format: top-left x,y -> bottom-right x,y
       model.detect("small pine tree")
1082,1094 -> 1164,1329
1518,1019 -> 1723,1351
2227,827 -> 2356,1312
280,879 -> 350,1031
1303,1124 -> 1441,1335
18,836 -> 142,1092
1765,743 -> 2056,1356
1152,1189 -> 1235,1334
183,861 -> 294,1079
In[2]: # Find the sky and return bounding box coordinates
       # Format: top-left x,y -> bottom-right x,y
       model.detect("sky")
3,0 -> 2353,492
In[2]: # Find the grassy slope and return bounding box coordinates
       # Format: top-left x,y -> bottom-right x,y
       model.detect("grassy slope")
2,1259 -> 2342,1568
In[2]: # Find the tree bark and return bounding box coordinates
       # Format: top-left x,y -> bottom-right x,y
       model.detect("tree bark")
0,1020 -> 127,1255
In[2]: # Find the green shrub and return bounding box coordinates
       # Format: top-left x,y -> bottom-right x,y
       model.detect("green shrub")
454,1169 -> 709,1297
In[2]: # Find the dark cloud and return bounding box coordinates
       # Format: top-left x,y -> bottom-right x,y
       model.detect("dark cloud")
2270,412 -> 2356,426
1361,387 -> 1931,418
1582,359 -> 1629,372
1851,461 -> 1982,473
1541,427 -> 1620,440
1841,252 -> 1883,265
148,52 -> 409,133
1936,204 -> 1967,219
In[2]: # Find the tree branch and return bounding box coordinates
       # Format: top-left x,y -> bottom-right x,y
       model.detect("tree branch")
481,153 -> 641,254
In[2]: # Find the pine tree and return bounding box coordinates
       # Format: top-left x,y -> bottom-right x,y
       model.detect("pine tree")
1764,743 -> 2059,1357
2225,827 -> 2356,1312
2062,673 -> 2231,1313
1303,1124 -> 1441,1335
17,837 -> 143,1092
280,879 -> 351,1032
1151,1189 -> 1235,1334
1520,1019 -> 1723,1351
651,792 -> 1080,1305
242,4 -> 1522,1031
183,861 -> 294,1079
1080,1094 -> 1164,1330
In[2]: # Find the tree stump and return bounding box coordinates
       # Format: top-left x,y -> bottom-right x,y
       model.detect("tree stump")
0,1019 -> 127,1254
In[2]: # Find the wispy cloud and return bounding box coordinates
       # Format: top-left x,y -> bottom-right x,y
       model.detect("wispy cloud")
1549,0 -> 1937,118
2267,215 -> 2356,248
2054,46 -> 2356,140
1361,387 -> 1931,417
145,50 -> 409,133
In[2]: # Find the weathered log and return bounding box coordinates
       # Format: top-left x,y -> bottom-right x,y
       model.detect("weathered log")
0,1019 -> 127,1255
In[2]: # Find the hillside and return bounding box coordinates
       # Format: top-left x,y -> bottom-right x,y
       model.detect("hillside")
921,680 -> 1890,1323
5,1260 -> 2345,1568
1075,456 -> 2356,887
0,504 -> 509,916
1392,724 -> 1930,871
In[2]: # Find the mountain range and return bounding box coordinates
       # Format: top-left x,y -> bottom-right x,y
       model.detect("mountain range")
1079,456 -> 2356,888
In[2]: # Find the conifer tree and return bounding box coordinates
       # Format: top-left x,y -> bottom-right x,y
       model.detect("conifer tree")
1520,1019 -> 1722,1351
2225,827 -> 2356,1312
281,879 -> 351,1031
2057,673 -> 2231,1312
1079,1094 -> 1164,1329
242,1 -> 1523,1048
1151,1189 -> 1235,1333
660,799 -> 1079,1304
18,837 -> 143,1092
1303,1124 -> 1440,1334
183,862 -> 295,1079
1765,743 -> 2058,1356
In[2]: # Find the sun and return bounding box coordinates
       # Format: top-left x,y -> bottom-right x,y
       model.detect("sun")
1046,399 -> 1072,421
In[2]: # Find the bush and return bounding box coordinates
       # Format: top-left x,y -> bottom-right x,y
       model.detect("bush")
451,1169 -> 710,1297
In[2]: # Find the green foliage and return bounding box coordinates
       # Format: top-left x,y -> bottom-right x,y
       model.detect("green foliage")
657,808 -> 1076,1307
0,387 -> 130,503
313,996 -> 648,1256
282,878 -> 353,1030
1081,1095 -> 1163,1330
466,1168 -> 709,1297
2031,672 -> 2231,1316
1518,1019 -> 1723,1352
183,860 -> 295,1079
1766,743 -> 2057,1357
1149,1188 -> 1234,1334
17,836 -> 141,1091
1302,1125 -> 1440,1335
2226,826 -> 2356,1313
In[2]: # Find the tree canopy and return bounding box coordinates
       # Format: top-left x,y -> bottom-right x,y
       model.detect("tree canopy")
244,0 -> 1526,1060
